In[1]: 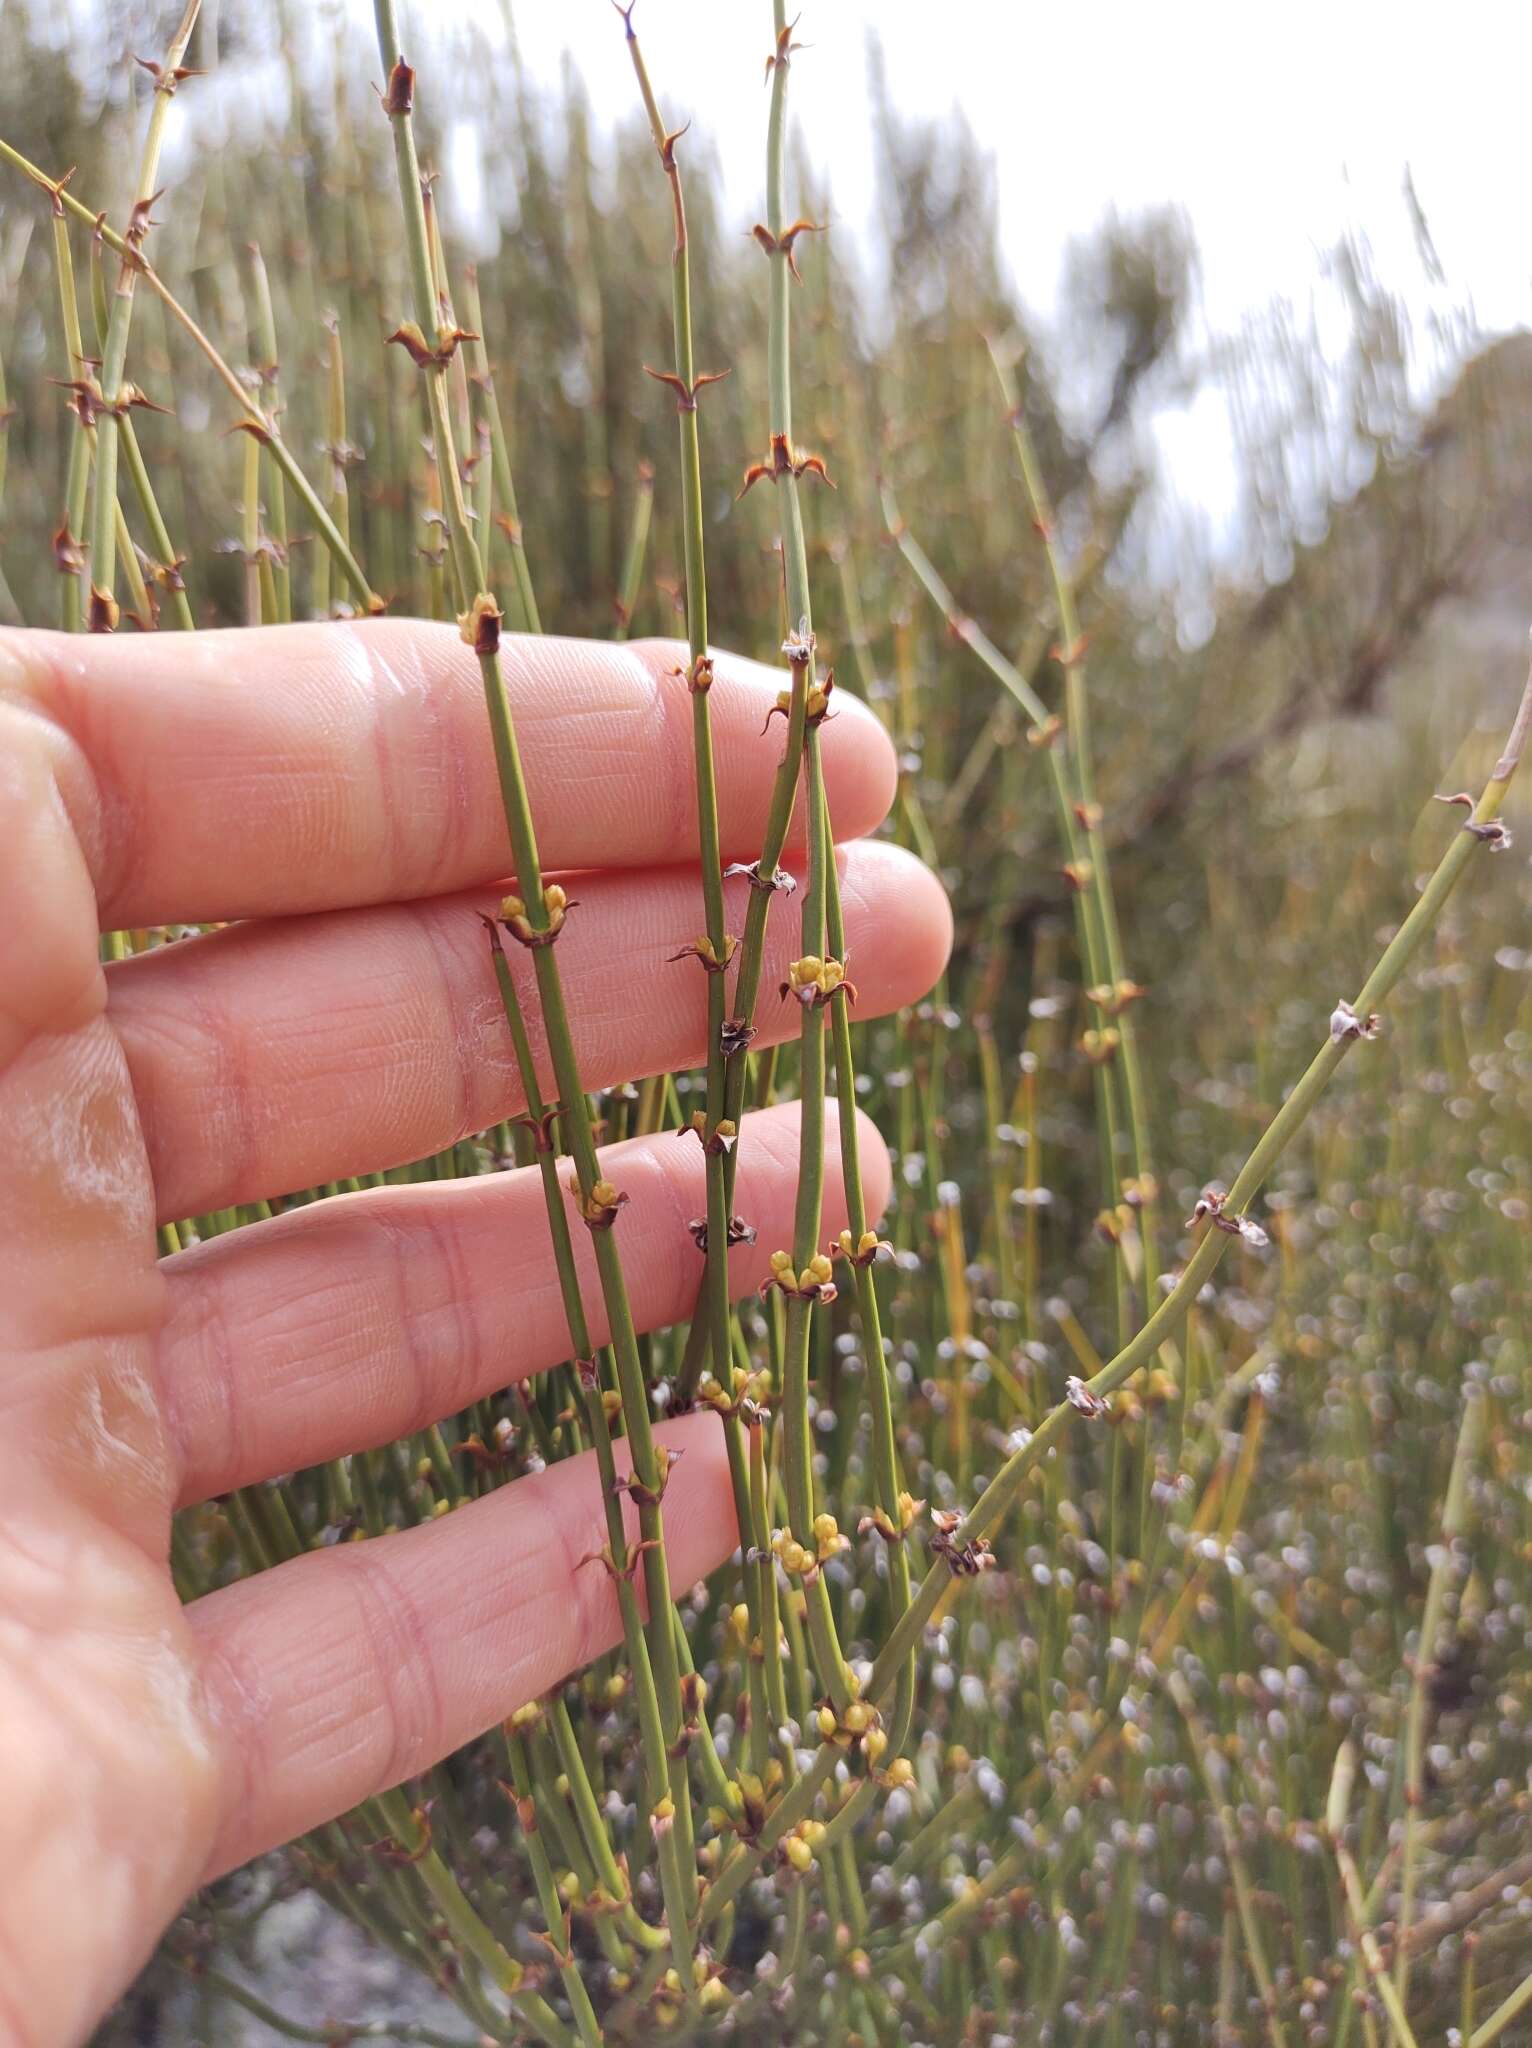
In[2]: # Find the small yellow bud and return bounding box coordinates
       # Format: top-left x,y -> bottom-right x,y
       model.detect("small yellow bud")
784,1835 -> 814,1872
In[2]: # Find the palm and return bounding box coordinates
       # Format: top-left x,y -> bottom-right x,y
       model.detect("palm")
0,619 -> 947,2043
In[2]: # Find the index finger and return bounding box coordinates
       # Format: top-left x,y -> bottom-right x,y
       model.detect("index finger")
0,621 -> 897,928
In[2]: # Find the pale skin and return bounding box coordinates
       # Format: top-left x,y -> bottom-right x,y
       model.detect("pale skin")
0,620 -> 951,2046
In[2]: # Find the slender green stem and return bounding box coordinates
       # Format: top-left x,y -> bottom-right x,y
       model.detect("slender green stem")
1168,1670 -> 1289,2048
88,0 -> 201,630
1395,1382 -> 1483,2000
374,3 -> 706,1987
612,460 -> 654,640
47,188 -> 91,631
0,137 -> 382,616
700,652 -> 1532,1941
191,1967 -> 480,2047
881,474 -> 1135,1338
117,416 -> 195,629
502,1732 -> 603,2048
462,265 -> 540,633
245,241 -> 291,621
1470,1968 -> 1532,2048
988,338 -> 1157,1272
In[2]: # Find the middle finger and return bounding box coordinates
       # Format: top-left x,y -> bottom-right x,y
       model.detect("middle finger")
110,838 -> 950,1221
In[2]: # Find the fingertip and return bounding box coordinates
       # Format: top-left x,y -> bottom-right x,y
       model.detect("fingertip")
658,637 -> 897,848
840,839 -> 954,1014
818,690 -> 899,841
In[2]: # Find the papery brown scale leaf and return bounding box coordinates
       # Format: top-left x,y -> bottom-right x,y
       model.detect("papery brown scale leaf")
383,56 -> 416,115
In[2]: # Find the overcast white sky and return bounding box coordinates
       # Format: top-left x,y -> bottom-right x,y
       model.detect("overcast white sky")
508,1 -> 1530,330
492,0 -> 1530,546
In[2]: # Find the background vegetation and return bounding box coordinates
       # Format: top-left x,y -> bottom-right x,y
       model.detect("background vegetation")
3,3 -> 1531,2042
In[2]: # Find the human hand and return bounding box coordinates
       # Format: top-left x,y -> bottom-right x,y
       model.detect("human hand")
0,621 -> 950,2045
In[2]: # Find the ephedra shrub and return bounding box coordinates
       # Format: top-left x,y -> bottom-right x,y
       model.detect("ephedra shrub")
4,2 -> 1532,2041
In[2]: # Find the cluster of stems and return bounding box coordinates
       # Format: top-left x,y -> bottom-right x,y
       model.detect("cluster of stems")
13,8 -> 1531,2037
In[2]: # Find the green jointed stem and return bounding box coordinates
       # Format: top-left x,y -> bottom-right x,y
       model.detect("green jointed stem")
0,137 -> 382,617
88,0 -> 200,630
484,928 -> 679,1953
619,14 -> 785,1795
619,12 -> 734,1434
613,460 -> 654,640
48,186 -> 91,631
371,1790 -> 577,2048
502,1733 -> 604,2048
461,266 -> 541,633
758,0 -> 856,1715
118,416 -> 196,630
1168,1671 -> 1289,2048
882,473 -> 1136,1331
246,242 -> 291,622
697,654 -> 1531,1943
988,340 -> 1157,1265
821,797 -> 916,1748
1395,1381 -> 1484,2001
375,0 -> 706,1985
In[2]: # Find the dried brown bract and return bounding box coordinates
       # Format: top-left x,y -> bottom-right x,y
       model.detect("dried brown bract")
1329,998 -> 1382,1044
678,1111 -> 738,1156
750,216 -> 825,283
386,320 -> 478,370
929,1508 -> 997,1577
132,54 -> 204,93
738,431 -> 835,497
719,1017 -> 758,1059
643,365 -> 731,414
456,591 -> 502,656
510,1106 -> 561,1155
611,1444 -> 683,1509
381,56 -> 416,115
1185,1187 -> 1269,1248
723,859 -> 796,895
